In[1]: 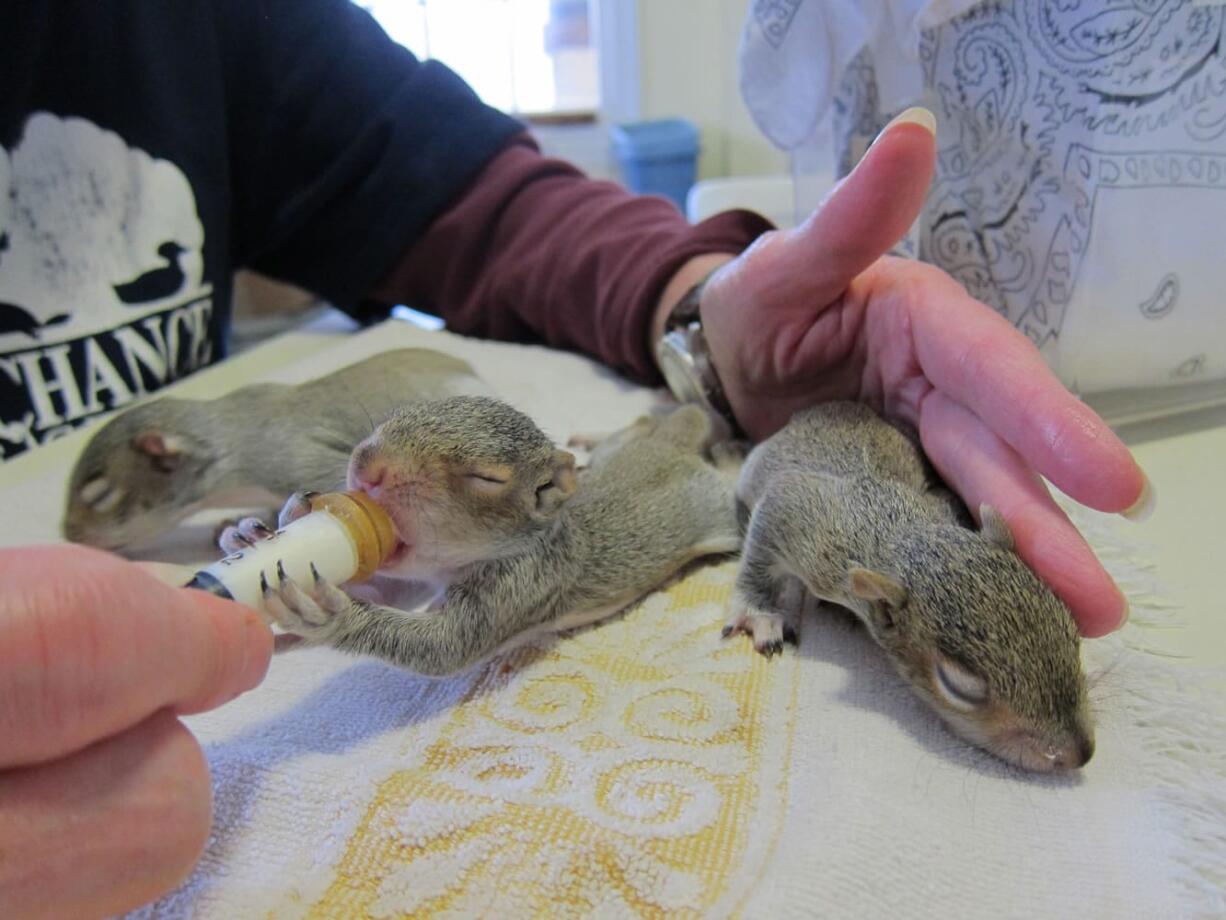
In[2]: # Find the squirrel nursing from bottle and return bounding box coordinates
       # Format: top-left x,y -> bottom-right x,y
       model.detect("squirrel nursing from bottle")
219,397 -> 742,676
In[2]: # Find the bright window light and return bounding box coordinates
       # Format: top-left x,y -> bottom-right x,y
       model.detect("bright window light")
358,0 -> 600,116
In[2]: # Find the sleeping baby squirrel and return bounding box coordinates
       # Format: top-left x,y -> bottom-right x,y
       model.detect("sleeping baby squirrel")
218,397 -> 742,676
63,349 -> 488,552
725,402 -> 1094,773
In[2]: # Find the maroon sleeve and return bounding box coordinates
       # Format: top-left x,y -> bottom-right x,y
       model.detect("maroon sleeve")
369,134 -> 773,383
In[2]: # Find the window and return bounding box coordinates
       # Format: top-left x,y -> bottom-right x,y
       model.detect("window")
358,0 -> 600,118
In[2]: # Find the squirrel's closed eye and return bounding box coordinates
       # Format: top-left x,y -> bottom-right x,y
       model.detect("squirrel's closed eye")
465,468 -> 512,494
934,656 -> 989,709
467,472 -> 508,485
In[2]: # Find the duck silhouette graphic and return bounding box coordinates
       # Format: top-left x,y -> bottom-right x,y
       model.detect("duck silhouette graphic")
113,240 -> 187,304
0,301 -> 70,339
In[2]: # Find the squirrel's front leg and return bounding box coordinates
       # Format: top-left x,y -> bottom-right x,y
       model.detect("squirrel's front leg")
264,569 -> 506,677
723,505 -> 802,658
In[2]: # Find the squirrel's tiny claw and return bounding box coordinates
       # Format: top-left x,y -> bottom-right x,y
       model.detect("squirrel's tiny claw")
758,640 -> 784,658
782,625 -> 798,645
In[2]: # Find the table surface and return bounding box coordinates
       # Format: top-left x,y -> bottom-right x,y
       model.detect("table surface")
3,318 -> 1224,673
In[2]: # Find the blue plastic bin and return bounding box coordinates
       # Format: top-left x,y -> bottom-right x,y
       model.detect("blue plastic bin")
611,119 -> 699,210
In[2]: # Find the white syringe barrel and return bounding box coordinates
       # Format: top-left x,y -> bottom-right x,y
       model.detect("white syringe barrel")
184,491 -> 395,610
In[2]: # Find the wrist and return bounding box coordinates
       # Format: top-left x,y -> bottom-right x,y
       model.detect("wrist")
653,255 -> 744,436
649,253 -> 735,371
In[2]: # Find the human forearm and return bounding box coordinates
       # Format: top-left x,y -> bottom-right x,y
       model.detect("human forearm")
370,136 -> 770,382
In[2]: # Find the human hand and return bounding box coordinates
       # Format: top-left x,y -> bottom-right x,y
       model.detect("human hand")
699,108 -> 1149,638
0,545 -> 273,919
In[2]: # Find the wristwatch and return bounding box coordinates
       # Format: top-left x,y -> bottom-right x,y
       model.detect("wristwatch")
655,275 -> 741,435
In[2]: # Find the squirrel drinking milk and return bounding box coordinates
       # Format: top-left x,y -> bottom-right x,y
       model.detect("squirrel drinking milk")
63,349 -> 488,552
725,402 -> 1094,773
219,397 -> 742,676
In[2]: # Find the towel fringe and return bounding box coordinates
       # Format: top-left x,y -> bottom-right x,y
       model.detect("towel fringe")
1065,499 -> 1226,917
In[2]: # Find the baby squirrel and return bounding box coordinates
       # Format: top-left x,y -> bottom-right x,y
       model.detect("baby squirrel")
63,349 -> 487,552
219,397 -> 742,676
726,402 -> 1094,773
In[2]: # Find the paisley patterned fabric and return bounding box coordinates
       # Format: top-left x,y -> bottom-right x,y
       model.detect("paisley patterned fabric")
749,1 -> 1226,397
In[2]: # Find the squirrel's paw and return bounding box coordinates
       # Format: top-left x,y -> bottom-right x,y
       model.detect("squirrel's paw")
276,490 -> 318,528
260,562 -> 353,642
217,515 -> 276,555
721,607 -> 793,658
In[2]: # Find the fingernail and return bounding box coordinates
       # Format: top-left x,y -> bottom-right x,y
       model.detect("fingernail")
1120,472 -> 1156,522
873,106 -> 937,146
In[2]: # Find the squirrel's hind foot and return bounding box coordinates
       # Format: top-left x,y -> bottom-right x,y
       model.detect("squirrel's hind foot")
722,605 -> 794,658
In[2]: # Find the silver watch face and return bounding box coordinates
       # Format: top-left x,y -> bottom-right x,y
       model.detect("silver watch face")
657,331 -> 707,406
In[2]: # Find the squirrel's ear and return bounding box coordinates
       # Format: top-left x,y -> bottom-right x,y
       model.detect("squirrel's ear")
849,567 -> 908,608
978,503 -> 1014,551
534,450 -> 577,517
133,430 -> 186,472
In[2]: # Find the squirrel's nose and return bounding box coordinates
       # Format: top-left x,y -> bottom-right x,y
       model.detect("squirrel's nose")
1046,730 -> 1095,771
1060,732 -> 1095,769
1007,729 -> 1094,772
348,444 -> 387,495
354,462 -> 386,494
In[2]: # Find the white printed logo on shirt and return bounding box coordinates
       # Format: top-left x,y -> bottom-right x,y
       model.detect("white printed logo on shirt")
0,112 -> 212,459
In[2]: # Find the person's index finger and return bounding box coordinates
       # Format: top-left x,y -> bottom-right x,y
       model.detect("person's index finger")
0,545 -> 272,770
909,277 -> 1146,513
174,587 -> 274,715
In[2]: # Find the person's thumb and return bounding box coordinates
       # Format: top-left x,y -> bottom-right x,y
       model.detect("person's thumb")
775,107 -> 937,304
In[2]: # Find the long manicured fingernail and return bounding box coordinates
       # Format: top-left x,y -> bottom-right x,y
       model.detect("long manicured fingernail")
873,106 -> 937,145
1120,472 -> 1156,522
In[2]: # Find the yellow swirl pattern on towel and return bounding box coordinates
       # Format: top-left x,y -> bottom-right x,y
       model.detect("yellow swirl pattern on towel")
306,563 -> 799,918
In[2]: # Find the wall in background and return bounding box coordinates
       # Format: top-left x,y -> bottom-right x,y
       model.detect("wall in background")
533,0 -> 788,184
636,0 -> 787,180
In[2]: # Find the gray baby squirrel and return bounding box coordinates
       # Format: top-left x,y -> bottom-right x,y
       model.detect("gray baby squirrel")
725,402 -> 1093,773
218,397 -> 742,676
63,349 -> 488,552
